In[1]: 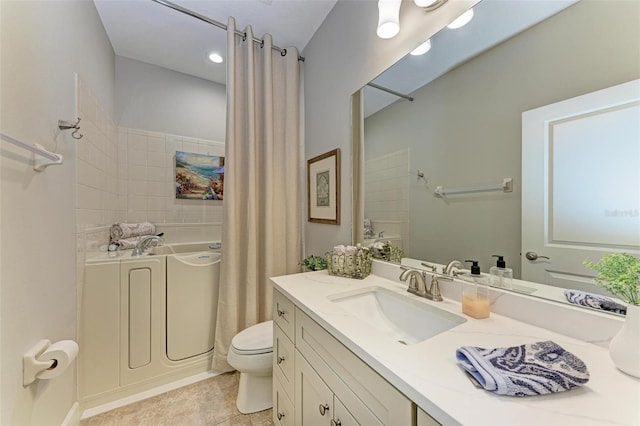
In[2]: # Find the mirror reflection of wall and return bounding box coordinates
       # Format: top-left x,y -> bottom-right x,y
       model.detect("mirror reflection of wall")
362,0 -> 640,279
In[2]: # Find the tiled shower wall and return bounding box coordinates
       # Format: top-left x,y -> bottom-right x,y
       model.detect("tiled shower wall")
75,76 -> 223,258
117,127 -> 224,224
364,148 -> 409,248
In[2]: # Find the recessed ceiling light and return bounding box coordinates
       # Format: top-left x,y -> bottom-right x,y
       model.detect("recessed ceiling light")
208,53 -> 224,64
410,39 -> 431,56
447,8 -> 474,29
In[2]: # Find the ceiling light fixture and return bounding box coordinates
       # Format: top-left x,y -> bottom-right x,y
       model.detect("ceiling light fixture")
377,0 -> 402,39
414,0 -> 448,12
446,8 -> 474,29
208,53 -> 223,63
410,39 -> 431,56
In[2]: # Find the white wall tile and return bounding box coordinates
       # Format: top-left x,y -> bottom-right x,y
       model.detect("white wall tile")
147,135 -> 166,152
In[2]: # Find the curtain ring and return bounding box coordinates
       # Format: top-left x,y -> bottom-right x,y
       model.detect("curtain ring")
242,32 -> 247,42
280,48 -> 287,57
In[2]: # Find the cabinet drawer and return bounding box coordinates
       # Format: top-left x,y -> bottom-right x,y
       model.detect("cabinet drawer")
273,290 -> 295,340
273,323 -> 295,399
296,308 -> 412,425
273,374 -> 295,426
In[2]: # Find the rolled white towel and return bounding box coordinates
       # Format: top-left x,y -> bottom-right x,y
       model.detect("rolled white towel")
110,222 -> 156,241
333,245 -> 346,254
113,237 -> 139,250
344,245 -> 358,255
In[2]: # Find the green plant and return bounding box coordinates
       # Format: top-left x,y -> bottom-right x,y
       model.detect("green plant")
300,254 -> 327,271
583,253 -> 640,305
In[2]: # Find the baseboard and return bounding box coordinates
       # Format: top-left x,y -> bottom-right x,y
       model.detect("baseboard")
80,370 -> 223,420
62,402 -> 80,426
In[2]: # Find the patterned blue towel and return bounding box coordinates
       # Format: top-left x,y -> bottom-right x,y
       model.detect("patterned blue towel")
564,289 -> 627,315
455,341 -> 589,396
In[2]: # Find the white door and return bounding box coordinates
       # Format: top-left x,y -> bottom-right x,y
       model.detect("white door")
521,79 -> 640,295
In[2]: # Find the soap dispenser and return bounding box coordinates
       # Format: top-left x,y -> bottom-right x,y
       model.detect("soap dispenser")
461,260 -> 490,319
489,255 -> 513,289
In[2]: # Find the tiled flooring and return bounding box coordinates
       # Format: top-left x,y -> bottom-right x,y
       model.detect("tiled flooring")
81,372 -> 274,426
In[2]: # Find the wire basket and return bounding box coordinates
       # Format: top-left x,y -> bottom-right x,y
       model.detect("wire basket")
369,241 -> 404,264
326,248 -> 373,279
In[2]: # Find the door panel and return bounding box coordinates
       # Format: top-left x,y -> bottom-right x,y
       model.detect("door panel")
295,351 -> 333,426
522,79 -> 640,293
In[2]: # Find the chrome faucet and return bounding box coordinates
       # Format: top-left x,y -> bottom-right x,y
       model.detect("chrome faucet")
399,268 -> 451,301
132,235 -> 164,256
444,260 -> 465,276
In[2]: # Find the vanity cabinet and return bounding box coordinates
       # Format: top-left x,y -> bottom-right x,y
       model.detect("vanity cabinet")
273,290 -> 296,426
416,408 -> 440,426
273,289 -> 414,426
296,350 -> 371,426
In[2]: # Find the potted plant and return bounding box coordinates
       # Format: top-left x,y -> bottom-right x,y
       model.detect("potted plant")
299,254 -> 327,272
584,253 -> 640,377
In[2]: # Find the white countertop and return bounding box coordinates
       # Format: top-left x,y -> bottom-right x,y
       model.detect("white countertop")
270,270 -> 640,425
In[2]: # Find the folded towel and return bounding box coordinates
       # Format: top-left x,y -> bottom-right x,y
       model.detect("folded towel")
455,341 -> 589,396
564,289 -> 627,315
110,222 -> 156,242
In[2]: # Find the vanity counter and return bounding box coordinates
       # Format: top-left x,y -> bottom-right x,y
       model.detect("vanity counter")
270,271 -> 639,425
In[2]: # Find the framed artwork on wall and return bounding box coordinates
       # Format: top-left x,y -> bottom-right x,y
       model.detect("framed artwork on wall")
308,148 -> 340,224
175,151 -> 224,200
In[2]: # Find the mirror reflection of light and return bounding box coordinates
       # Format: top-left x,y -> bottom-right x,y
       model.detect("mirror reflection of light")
410,39 -> 431,56
447,8 -> 474,29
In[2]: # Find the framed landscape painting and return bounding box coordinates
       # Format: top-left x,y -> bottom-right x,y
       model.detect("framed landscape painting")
175,151 -> 224,200
307,148 -> 340,224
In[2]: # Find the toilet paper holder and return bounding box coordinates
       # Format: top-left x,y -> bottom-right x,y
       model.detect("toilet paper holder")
23,339 -> 58,386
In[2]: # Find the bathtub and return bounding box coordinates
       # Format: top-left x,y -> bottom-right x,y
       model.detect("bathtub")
80,242 -> 222,410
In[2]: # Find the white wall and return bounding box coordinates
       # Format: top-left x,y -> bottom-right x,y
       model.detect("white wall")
116,56 -> 226,141
0,1 -> 115,424
302,0 -> 479,256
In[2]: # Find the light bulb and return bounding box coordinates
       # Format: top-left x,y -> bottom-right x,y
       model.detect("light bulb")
377,0 -> 401,39
447,8 -> 474,29
208,53 -> 223,63
410,39 -> 431,56
414,0 -> 437,7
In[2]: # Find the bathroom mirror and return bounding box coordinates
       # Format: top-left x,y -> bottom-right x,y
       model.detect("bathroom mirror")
353,0 -> 640,310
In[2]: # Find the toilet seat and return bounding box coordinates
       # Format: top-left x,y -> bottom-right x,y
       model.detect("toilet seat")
230,320 -> 274,355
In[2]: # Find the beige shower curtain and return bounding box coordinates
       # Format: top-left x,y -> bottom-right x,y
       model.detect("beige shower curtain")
212,17 -> 302,372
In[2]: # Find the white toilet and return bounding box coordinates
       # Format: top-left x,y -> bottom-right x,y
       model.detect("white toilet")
227,320 -> 274,414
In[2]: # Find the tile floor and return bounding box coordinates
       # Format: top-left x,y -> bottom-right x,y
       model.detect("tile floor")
81,372 -> 274,426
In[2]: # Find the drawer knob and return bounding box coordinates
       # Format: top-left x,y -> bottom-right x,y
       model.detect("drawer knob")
277,308 -> 286,317
277,356 -> 285,364
277,412 -> 285,421
319,403 -> 330,416
331,420 -> 342,426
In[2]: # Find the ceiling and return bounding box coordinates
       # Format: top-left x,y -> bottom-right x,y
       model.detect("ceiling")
94,0 -> 339,85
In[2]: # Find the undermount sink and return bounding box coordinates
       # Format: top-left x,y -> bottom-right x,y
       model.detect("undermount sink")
328,287 -> 466,345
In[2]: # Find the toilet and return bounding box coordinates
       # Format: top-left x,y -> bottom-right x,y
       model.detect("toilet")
227,320 -> 274,414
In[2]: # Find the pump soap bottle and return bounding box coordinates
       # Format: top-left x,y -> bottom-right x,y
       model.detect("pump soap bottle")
461,260 -> 490,319
490,255 -> 513,289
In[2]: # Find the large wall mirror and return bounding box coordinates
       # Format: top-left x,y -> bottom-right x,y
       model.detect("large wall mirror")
353,0 -> 640,313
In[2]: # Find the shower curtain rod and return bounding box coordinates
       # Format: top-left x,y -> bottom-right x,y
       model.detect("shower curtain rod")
151,0 -> 305,62
366,82 -> 414,102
